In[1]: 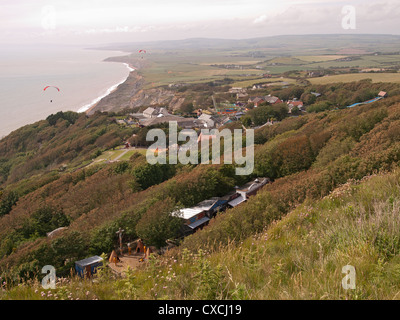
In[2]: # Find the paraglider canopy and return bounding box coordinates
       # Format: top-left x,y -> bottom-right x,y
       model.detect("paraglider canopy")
44,86 -> 60,92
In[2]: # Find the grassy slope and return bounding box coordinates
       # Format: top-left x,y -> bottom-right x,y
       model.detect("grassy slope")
2,92 -> 400,278
3,169 -> 400,300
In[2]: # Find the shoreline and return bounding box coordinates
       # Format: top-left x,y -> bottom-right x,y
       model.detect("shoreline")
78,62 -> 135,114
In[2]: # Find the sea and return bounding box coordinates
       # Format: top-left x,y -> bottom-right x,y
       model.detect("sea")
0,44 -> 134,138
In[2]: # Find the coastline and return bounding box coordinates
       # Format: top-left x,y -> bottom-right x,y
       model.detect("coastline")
78,62 -> 135,114
85,57 -> 145,115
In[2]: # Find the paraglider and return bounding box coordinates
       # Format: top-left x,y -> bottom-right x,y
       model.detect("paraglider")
44,86 -> 60,102
138,49 -> 147,59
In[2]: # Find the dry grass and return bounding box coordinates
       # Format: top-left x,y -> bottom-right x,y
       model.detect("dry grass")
4,170 -> 400,300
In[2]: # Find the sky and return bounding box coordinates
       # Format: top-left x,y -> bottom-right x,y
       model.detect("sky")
1,0 -> 399,46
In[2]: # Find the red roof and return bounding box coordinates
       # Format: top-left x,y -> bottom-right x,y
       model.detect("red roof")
288,100 -> 303,106
378,91 -> 387,97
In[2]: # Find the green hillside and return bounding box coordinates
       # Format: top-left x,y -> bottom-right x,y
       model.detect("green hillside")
4,168 -> 400,300
1,79 -> 400,299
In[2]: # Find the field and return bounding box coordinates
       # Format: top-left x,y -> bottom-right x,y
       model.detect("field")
138,46 -> 400,90
309,72 -> 400,85
140,51 -> 265,89
293,55 -> 349,62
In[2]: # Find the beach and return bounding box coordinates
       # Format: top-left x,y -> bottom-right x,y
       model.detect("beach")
78,63 -> 135,114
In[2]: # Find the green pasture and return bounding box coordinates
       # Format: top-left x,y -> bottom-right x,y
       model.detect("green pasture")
309,72 -> 400,85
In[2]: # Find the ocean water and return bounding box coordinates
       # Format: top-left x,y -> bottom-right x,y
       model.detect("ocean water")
0,44 -> 132,138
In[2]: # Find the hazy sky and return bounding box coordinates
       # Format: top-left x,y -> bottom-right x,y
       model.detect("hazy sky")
1,0 -> 399,46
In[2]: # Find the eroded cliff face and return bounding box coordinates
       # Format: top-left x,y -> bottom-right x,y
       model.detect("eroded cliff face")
86,70 -> 143,115
129,87 -> 175,109
87,71 -> 188,115
86,54 -> 188,114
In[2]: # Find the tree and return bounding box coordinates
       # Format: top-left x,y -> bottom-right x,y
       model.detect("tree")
290,106 -> 301,115
181,103 -> 194,114
31,206 -> 70,237
132,163 -> 176,190
51,231 -> 86,273
0,190 -> 19,217
241,116 -> 252,128
136,198 -> 183,248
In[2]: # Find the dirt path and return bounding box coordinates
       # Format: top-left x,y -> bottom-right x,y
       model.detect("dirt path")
108,253 -> 147,275
113,148 -> 130,161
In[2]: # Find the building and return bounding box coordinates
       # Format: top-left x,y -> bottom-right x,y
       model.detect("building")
378,91 -> 388,98
248,97 -> 265,107
139,115 -> 197,128
264,95 -> 282,105
224,178 -> 270,209
221,117 -> 233,126
229,87 -> 246,94
172,197 -> 229,235
75,256 -> 103,278
171,178 -> 270,236
143,107 -> 159,118
287,100 -> 304,113
236,178 -> 270,199
195,198 -> 228,218
236,92 -> 249,99
143,107 -> 171,118
172,207 -> 209,235
196,114 -> 222,128
234,111 -> 246,120
227,193 -> 247,208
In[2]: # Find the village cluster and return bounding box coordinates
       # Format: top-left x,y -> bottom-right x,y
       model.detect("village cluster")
116,85 -> 314,135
